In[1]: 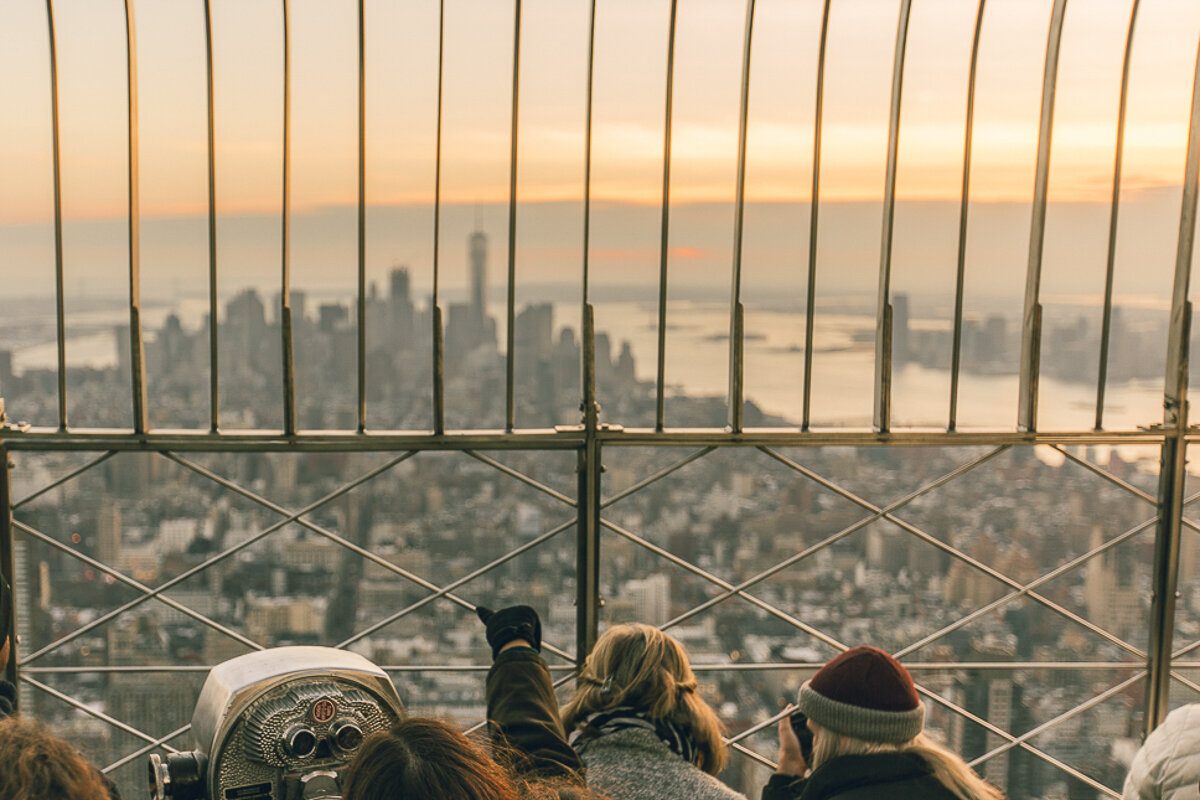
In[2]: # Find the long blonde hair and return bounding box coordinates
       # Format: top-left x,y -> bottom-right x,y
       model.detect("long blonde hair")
809,721 -> 1005,800
561,623 -> 729,775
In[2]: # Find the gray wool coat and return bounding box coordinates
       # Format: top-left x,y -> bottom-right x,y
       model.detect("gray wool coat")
574,727 -> 747,800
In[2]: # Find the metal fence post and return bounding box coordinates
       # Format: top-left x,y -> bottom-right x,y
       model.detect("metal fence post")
1146,32 -> 1200,734
1148,421 -> 1187,733
0,444 -> 17,699
576,307 -> 601,663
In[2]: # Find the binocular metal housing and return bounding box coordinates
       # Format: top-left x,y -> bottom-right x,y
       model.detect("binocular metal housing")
148,647 -> 404,800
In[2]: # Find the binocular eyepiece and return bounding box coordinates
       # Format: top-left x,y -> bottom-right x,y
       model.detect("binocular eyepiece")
147,647 -> 404,800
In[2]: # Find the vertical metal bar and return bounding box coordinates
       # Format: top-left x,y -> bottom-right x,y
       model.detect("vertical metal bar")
949,0 -> 987,433
45,0 -> 67,432
728,0 -> 757,435
873,0 -> 913,435
504,0 -> 523,433
655,0 -> 680,432
1146,33 -> 1200,733
1016,0 -> 1069,433
280,0 -> 297,436
432,0 -> 446,435
203,0 -> 219,432
577,307 -> 600,660
1095,0 -> 1142,432
356,0 -> 367,433
802,0 -> 832,432
124,0 -> 148,434
0,447 -> 16,698
581,0 -> 597,419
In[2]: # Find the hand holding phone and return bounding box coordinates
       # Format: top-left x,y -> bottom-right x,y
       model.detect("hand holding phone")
776,706 -> 811,777
789,709 -> 815,766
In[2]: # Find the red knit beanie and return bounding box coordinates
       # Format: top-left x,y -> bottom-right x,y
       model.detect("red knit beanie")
797,646 -> 924,743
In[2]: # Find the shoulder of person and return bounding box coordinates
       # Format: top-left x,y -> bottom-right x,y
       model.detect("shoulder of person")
1125,703 -> 1200,799
800,753 -> 957,800
578,729 -> 745,799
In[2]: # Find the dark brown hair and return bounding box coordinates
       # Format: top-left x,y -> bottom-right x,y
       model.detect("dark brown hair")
343,718 -> 522,800
0,717 -> 111,800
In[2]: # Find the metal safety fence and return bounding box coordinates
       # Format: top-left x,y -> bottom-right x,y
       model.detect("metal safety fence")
3,0 -> 1200,797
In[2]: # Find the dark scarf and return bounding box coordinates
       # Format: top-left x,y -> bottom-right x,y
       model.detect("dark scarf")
570,707 -> 700,767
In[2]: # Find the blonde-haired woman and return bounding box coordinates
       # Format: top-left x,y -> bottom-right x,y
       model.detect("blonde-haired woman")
764,646 -> 1004,800
562,623 -> 746,800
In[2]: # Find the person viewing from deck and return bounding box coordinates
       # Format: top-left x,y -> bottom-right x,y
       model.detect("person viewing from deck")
344,718 -> 524,800
764,646 -> 1004,800
560,622 -> 746,800
0,716 -> 115,800
1122,702 -> 1200,800
343,604 -> 606,800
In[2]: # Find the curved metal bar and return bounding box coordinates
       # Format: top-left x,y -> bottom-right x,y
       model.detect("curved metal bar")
504,0 -> 523,432
970,672 -> 1144,768
18,452 -> 417,665
11,450 -> 116,510
892,511 -> 1156,659
600,446 -> 714,508
579,3 -> 597,426
23,675 -> 181,753
872,0 -> 914,434
948,0 -> 987,432
660,446 -> 1008,632
13,518 -> 264,652
600,515 -> 846,652
1017,0 -> 1070,432
161,455 -> 581,661
728,0 -> 757,434
464,449 -> 577,506
1094,0 -> 1142,431
432,0 -> 446,434
759,446 -> 1145,658
655,0 -> 680,432
124,0 -> 148,434
337,517 -> 576,651
204,0 -> 219,432
280,0 -> 296,436
802,0 -> 832,431
103,724 -> 191,774
357,0 -> 368,433
44,0 -> 67,431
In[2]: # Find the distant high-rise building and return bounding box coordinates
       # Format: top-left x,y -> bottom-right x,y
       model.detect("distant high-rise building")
1085,525 -> 1140,637
96,499 -> 122,566
390,267 -> 412,306
470,230 -> 488,323
0,349 -> 14,390
626,574 -> 671,626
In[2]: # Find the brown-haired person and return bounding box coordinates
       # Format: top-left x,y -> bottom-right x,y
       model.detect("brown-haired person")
764,646 -> 1004,800
561,622 -> 746,800
0,717 -> 114,800
344,718 -> 523,800
343,605 -> 604,800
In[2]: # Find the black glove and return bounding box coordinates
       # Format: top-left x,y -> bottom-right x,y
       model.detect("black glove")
476,605 -> 542,659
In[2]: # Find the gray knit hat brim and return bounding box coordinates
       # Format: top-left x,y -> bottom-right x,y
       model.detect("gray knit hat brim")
798,680 -> 924,744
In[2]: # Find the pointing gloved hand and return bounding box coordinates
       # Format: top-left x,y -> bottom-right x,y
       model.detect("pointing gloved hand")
476,604 -> 542,659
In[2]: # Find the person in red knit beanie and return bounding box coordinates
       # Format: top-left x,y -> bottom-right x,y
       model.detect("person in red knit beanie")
762,646 -> 1005,800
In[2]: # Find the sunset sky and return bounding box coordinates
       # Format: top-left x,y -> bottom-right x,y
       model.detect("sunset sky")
1,0 -> 1200,302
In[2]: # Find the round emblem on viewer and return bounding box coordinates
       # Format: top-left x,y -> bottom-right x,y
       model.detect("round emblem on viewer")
310,698 -> 337,724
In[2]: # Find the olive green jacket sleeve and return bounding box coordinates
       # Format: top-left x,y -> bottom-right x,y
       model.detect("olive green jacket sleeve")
486,646 -> 584,782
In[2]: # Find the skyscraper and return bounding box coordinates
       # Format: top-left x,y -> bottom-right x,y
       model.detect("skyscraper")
469,230 -> 487,325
